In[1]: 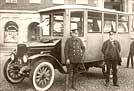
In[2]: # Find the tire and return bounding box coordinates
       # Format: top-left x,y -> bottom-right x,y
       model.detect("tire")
3,59 -> 24,84
30,60 -> 55,91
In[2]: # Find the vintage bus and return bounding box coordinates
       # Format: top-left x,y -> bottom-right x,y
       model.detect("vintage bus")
38,5 -> 132,63
3,5 -> 133,91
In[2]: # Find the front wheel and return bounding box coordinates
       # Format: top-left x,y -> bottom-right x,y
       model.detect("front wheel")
3,59 -> 25,84
30,60 -> 55,91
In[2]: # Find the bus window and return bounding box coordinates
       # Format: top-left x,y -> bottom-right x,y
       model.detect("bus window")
40,15 -> 50,36
104,14 -> 116,32
53,13 -> 64,36
70,11 -> 84,37
88,11 -> 102,32
118,15 -> 128,33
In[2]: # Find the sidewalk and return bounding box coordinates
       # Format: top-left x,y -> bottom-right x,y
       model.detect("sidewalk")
0,44 -> 17,53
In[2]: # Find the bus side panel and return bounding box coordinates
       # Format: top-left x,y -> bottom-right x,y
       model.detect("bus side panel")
83,33 -> 103,63
118,34 -> 130,57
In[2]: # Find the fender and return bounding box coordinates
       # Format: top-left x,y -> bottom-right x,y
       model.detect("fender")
28,54 -> 67,74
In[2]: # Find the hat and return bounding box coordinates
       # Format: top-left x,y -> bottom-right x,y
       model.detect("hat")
71,29 -> 78,33
109,31 -> 116,35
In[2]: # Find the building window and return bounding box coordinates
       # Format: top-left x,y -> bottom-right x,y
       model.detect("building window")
53,0 -> 64,4
104,0 -> 123,11
4,21 -> 18,43
28,22 -> 40,41
6,0 -> 17,3
29,0 -> 41,3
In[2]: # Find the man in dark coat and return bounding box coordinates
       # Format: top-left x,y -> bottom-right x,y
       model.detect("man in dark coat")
64,29 -> 85,90
101,31 -> 121,87
126,40 -> 134,68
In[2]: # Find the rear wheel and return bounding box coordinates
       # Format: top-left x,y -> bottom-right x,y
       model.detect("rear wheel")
3,59 -> 24,84
30,60 -> 55,91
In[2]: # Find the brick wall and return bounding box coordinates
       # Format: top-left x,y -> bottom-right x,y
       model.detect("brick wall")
0,0 -> 51,10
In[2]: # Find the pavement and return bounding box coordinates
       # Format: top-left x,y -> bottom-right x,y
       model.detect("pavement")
0,52 -> 134,91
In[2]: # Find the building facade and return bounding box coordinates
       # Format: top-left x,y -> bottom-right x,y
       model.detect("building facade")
0,0 -> 134,46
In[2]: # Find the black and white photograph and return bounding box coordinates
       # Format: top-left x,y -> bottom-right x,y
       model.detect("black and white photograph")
0,0 -> 134,91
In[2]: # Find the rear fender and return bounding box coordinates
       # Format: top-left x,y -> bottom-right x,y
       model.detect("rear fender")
29,54 -> 67,74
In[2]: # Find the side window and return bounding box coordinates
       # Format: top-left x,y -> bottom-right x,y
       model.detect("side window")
70,11 -> 84,37
40,15 -> 50,36
88,11 -> 102,32
118,15 -> 128,33
104,13 -> 116,32
53,13 -> 64,37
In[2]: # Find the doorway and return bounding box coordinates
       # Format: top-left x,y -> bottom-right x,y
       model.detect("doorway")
28,22 -> 39,41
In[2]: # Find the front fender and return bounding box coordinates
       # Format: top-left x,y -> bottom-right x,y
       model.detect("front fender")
28,54 -> 67,74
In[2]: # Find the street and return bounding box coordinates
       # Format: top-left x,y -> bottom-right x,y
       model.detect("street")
0,52 -> 134,91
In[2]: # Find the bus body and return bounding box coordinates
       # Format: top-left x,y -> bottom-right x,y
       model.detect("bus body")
38,5 -> 131,63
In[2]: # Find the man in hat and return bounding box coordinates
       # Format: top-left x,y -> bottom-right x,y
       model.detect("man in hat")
64,29 -> 85,90
101,31 -> 121,87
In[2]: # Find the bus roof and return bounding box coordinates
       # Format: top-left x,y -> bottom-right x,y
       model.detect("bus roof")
37,5 -> 131,15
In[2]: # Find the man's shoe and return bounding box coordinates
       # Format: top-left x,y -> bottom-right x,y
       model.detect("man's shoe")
113,84 -> 120,87
71,87 -> 78,90
105,83 -> 109,87
71,85 -> 78,90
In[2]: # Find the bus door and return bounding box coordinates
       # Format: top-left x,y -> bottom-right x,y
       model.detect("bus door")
70,11 -> 104,63
70,11 -> 88,62
70,11 -> 87,45
83,11 -> 104,63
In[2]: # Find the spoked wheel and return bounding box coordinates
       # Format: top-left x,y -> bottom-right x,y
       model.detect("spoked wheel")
3,59 -> 24,84
31,61 -> 55,91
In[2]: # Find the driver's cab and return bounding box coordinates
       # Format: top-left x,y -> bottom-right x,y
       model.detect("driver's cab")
38,5 -> 87,64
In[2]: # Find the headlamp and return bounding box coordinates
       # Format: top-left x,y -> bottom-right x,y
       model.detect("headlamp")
23,55 -> 28,63
10,53 -> 15,60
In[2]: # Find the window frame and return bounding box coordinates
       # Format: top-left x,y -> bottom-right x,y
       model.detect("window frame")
52,13 -> 64,37
87,11 -> 102,33
40,12 -> 64,37
117,14 -> 129,33
70,11 -> 84,37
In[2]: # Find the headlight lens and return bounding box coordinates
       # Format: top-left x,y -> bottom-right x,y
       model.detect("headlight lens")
10,54 -> 15,60
23,55 -> 28,63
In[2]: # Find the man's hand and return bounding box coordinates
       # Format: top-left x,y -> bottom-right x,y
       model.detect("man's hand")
66,59 -> 70,64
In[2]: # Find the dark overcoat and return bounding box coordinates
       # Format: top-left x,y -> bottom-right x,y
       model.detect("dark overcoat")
130,41 -> 134,55
64,37 -> 85,63
101,39 -> 121,64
